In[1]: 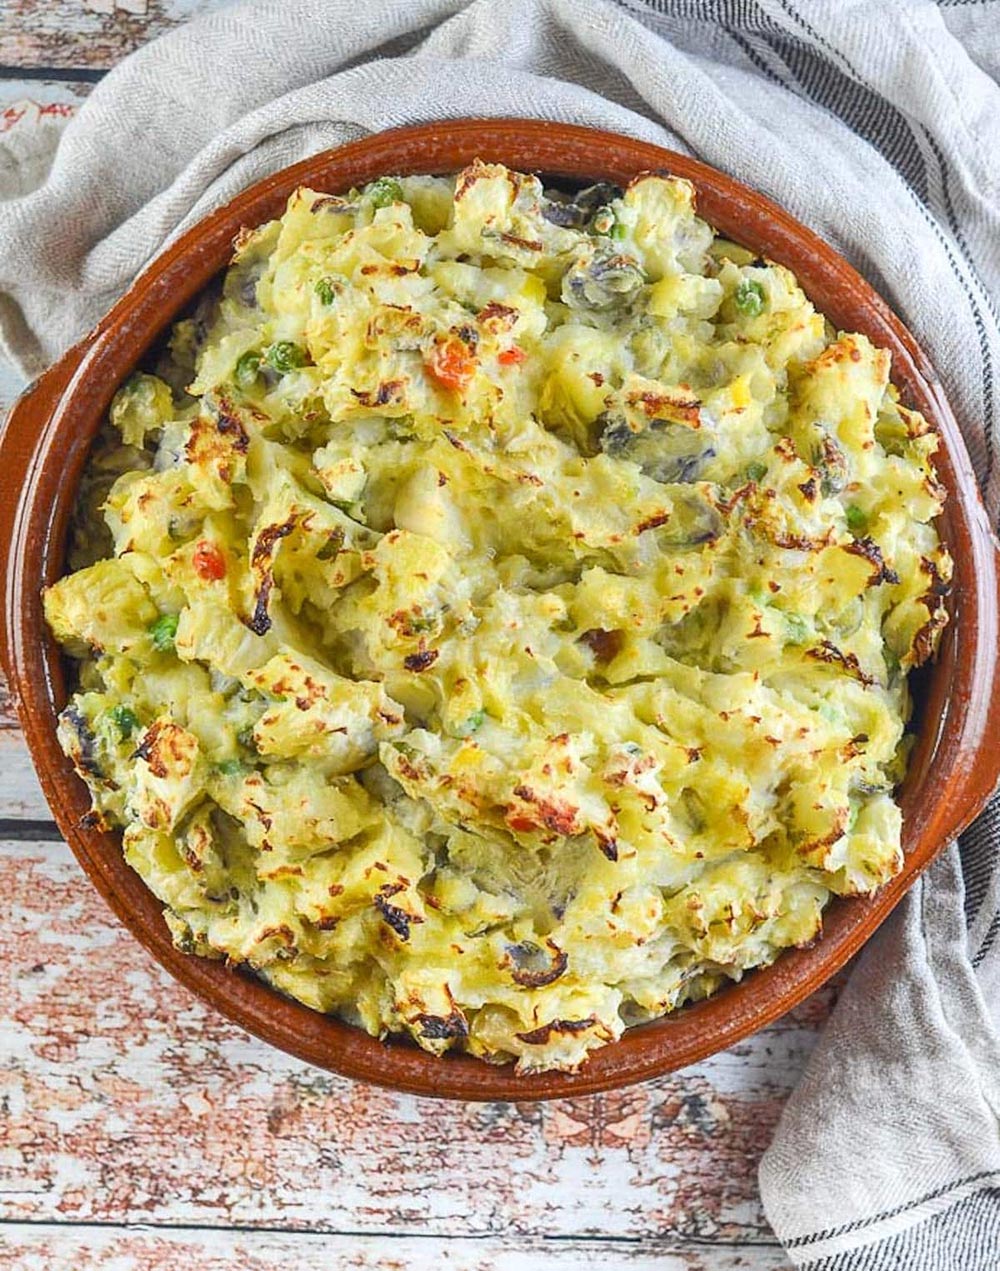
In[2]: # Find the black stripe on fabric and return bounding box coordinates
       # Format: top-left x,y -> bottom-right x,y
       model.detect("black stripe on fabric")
803,1187 -> 1000,1271
638,0 -> 923,193
919,126 -> 997,478
766,1 -> 999,493
901,197 -> 999,496
626,0 -> 780,35
773,0 -> 855,78
973,909 -> 1000,970
962,850 -> 996,930
723,28 -> 786,88
959,800 -> 1000,927
626,0 -> 796,87
968,1184 -> 998,1259
759,29 -> 929,202
785,1169 -> 1000,1248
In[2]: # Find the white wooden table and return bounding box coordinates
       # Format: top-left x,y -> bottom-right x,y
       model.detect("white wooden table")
0,5 -> 834,1266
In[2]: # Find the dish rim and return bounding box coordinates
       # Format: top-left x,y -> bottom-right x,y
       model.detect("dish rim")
3,117 -> 999,1100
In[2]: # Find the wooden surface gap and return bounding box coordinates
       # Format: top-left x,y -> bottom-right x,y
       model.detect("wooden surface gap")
0,63 -> 106,82
0,1218 -> 780,1249
0,818 -> 64,841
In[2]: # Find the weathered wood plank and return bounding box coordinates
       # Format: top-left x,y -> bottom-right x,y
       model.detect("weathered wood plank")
0,85 -> 84,149
0,76 -> 91,109
0,834 -> 832,1247
0,733 -> 51,818
0,1226 -> 793,1271
0,0 -> 232,71
0,679 -> 17,731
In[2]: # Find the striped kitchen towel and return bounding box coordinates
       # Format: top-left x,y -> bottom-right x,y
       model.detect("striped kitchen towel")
1,1 -> 998,1264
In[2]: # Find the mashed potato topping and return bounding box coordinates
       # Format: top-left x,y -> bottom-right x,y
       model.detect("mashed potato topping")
45,163 -> 950,1072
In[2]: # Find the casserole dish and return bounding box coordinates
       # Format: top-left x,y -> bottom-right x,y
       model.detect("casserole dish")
3,119 -> 999,1099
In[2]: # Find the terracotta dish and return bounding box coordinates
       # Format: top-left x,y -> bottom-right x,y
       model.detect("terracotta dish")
3,120 -> 999,1100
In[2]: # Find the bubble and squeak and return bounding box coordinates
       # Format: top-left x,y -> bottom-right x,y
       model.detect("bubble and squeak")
45,163 -> 950,1072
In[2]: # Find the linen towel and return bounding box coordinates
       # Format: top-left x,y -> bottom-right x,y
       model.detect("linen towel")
2,2 -> 999,1264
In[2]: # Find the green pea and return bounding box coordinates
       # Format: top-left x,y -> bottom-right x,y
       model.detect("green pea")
315,277 -> 338,306
735,278 -> 766,317
215,758 -> 245,777
148,613 -> 179,651
845,504 -> 868,535
264,341 -> 308,374
234,351 -> 261,389
784,613 -> 809,645
456,709 -> 485,737
745,461 -> 767,483
367,177 -> 404,209
107,704 -> 139,740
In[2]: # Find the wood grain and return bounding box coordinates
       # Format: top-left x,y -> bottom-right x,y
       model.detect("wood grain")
0,0 -> 234,71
